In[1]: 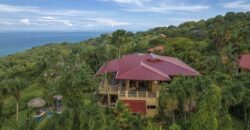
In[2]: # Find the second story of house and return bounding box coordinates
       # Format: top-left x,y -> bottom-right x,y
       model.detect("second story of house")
96,53 -> 200,99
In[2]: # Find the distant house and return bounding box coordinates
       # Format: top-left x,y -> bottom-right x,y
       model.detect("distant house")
147,45 -> 165,54
96,53 -> 199,117
159,34 -> 167,38
239,54 -> 250,71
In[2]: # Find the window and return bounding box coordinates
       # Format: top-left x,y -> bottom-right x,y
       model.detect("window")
147,105 -> 156,109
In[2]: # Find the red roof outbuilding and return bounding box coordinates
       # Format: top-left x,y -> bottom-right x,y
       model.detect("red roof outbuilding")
96,53 -> 199,81
239,54 -> 250,70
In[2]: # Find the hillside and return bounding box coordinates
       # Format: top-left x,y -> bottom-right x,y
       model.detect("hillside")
0,12 -> 250,130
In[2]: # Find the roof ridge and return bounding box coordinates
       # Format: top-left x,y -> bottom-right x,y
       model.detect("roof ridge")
116,61 -> 170,80
141,61 -> 170,79
155,55 -> 199,75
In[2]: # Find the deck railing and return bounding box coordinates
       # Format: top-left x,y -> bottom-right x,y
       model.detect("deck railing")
98,81 -> 159,98
99,86 -> 119,94
118,91 -> 158,98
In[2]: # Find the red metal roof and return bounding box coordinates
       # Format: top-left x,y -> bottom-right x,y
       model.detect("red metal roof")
121,100 -> 146,114
239,54 -> 250,70
96,53 -> 200,81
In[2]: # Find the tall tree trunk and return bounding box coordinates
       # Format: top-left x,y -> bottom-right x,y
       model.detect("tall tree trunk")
172,111 -> 175,124
105,78 -> 111,108
16,102 -> 19,123
184,112 -> 187,123
245,107 -> 247,127
25,109 -> 32,130
244,106 -> 250,128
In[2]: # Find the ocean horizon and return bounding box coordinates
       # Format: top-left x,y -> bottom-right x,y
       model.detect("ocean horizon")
0,31 -> 105,56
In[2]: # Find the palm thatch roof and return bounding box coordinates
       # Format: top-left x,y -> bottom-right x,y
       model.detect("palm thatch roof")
28,97 -> 46,108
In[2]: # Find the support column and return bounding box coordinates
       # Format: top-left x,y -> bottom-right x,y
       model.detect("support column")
125,80 -> 130,90
105,79 -> 111,108
152,81 -> 158,91
136,81 -> 139,91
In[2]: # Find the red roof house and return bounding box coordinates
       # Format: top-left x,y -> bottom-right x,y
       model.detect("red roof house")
97,53 -> 200,117
239,54 -> 250,70
97,53 -> 200,80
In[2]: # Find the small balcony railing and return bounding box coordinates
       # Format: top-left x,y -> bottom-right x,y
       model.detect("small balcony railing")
98,81 -> 159,99
118,91 -> 159,98
99,86 -> 119,94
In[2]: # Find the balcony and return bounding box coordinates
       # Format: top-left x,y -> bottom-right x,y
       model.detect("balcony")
118,90 -> 159,99
98,80 -> 160,99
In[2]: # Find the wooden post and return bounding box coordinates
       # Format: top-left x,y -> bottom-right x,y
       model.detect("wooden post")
126,80 -> 129,90
125,90 -> 128,98
150,80 -> 159,92
156,91 -> 159,98
105,80 -> 111,108
136,81 -> 139,90
105,71 -> 111,108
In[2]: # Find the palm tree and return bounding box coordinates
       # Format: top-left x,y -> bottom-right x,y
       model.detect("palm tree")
114,101 -> 128,128
159,84 -> 178,124
6,78 -> 25,124
143,120 -> 162,130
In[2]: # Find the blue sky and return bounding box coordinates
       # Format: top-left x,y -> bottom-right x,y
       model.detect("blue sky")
0,0 -> 249,31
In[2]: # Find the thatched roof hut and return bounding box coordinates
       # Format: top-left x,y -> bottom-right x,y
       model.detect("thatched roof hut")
28,97 -> 46,108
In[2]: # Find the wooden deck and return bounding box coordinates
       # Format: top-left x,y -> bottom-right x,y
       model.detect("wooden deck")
98,87 -> 159,99
98,80 -> 160,117
118,90 -> 159,98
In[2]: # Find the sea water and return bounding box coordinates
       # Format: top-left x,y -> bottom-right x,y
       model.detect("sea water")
0,31 -> 104,56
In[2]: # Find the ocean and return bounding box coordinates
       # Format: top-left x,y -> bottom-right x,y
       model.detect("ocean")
0,31 -> 104,56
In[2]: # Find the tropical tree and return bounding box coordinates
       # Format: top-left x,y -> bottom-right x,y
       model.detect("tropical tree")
190,84 -> 221,130
143,119 -> 162,130
159,89 -> 178,124
5,78 -> 26,124
169,123 -> 181,130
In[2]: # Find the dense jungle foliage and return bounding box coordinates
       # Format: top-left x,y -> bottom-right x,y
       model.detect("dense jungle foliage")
0,12 -> 250,130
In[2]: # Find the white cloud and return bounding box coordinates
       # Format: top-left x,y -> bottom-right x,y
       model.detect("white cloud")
44,10 -> 94,16
0,22 -> 12,26
0,4 -> 94,16
62,21 -> 74,27
20,19 -> 31,25
125,4 -> 210,13
110,0 -> 150,6
168,18 -> 199,22
102,0 -> 209,13
0,4 -> 132,28
0,4 -> 40,13
222,1 -> 250,10
0,4 -> 132,29
39,17 -> 74,27
42,16 -> 56,20
87,18 -> 131,27
83,24 -> 95,27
